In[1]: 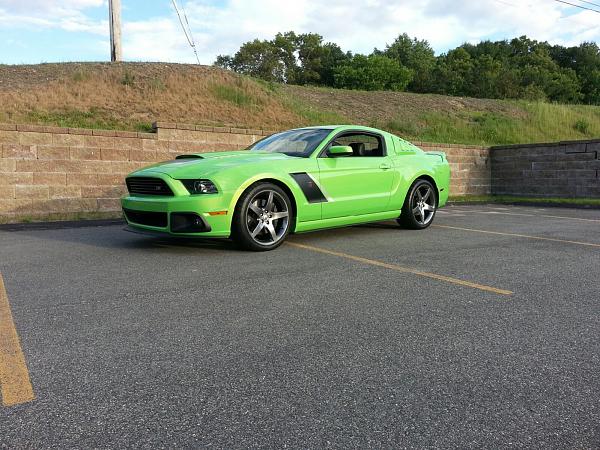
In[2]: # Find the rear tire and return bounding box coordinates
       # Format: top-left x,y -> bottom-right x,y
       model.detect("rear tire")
231,183 -> 292,251
397,179 -> 437,230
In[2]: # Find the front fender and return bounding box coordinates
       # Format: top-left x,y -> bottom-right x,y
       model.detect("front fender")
226,172 -> 322,230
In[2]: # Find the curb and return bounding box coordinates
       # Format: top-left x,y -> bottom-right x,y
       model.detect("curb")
447,201 -> 600,210
0,218 -> 125,231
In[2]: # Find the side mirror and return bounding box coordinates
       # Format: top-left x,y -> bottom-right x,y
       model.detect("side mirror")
327,145 -> 353,157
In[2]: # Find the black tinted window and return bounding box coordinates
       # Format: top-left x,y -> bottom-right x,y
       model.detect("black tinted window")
330,133 -> 384,157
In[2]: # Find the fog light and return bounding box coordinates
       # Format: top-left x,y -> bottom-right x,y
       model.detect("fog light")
170,213 -> 211,233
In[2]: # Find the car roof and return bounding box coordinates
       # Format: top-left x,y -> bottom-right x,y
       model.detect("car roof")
290,125 -> 390,134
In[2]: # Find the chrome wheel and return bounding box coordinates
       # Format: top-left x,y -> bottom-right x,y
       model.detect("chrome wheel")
411,183 -> 436,226
245,189 -> 290,245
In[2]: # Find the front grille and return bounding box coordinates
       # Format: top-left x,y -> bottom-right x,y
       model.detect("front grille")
123,208 -> 168,228
126,177 -> 174,196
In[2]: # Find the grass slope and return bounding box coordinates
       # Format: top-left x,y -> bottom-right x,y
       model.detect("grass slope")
0,62 -> 598,146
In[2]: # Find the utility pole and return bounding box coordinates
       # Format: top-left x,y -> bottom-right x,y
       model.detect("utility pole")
109,0 -> 122,62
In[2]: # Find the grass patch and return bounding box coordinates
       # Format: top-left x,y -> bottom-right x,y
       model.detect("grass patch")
386,111 -> 521,145
573,119 -> 590,135
71,69 -> 90,82
121,70 -> 135,87
449,195 -> 600,206
383,101 -> 600,146
25,109 -> 153,132
281,97 -> 347,125
210,79 -> 264,109
2,62 -> 600,144
252,77 -> 280,93
148,77 -> 166,92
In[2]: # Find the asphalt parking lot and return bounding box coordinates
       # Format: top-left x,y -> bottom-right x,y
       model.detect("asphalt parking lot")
0,204 -> 599,448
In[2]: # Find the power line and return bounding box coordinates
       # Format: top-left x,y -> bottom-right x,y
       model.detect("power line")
492,0 -> 546,12
171,0 -> 200,64
551,0 -> 600,13
493,0 -> 520,7
574,0 -> 600,8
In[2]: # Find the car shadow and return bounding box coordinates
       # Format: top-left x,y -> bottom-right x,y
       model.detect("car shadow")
1,219 -> 405,253
354,221 -> 401,230
0,223 -> 242,253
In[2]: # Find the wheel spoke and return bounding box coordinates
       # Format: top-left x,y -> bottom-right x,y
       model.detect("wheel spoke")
422,188 -> 431,202
248,202 -> 262,216
250,221 -> 265,238
266,222 -> 277,241
412,206 -> 420,216
265,191 -> 274,212
271,211 -> 289,220
416,189 -> 423,201
423,204 -> 435,212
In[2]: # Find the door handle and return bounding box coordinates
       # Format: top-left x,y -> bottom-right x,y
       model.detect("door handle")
379,162 -> 392,170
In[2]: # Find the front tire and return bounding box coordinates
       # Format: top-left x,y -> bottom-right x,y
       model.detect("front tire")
232,183 -> 292,251
398,179 -> 437,229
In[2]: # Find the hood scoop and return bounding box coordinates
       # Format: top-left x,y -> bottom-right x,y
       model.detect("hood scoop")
175,154 -> 204,160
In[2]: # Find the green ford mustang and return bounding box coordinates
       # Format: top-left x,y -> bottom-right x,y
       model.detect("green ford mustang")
121,125 -> 450,251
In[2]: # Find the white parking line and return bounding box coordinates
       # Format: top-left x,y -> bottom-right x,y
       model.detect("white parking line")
434,224 -> 600,248
468,210 -> 600,223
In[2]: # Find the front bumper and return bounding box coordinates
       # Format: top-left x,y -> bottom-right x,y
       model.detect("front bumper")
121,175 -> 233,237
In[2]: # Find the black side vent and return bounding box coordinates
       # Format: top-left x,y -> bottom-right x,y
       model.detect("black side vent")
175,155 -> 204,159
290,172 -> 328,203
126,177 -> 174,196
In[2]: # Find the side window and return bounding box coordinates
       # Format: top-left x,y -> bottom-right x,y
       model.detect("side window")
330,133 -> 385,157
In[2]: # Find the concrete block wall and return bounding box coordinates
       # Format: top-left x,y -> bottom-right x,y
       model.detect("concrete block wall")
491,140 -> 600,197
0,122 -> 489,223
0,123 -> 265,223
416,142 -> 490,196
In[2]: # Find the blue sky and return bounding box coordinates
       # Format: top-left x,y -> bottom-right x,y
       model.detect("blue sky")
0,0 -> 598,65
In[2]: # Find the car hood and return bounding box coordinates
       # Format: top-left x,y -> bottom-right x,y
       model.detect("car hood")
130,151 -> 296,178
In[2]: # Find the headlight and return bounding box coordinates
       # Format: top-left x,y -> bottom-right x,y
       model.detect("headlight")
180,179 -> 218,195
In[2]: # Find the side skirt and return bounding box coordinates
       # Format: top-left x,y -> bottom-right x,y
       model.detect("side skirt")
294,210 -> 401,233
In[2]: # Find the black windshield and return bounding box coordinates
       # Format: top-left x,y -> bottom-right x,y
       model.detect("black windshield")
247,128 -> 331,157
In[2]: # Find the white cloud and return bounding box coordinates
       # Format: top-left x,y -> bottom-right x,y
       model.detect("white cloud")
0,0 -> 106,35
122,18 -> 191,62
0,0 -> 598,63
0,0 -> 104,14
150,0 -> 600,64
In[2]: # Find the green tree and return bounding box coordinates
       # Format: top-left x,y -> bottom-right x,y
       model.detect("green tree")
215,31 -> 346,87
215,31 -> 594,104
215,39 -> 285,82
383,33 -> 436,92
431,48 -> 474,96
334,54 -> 413,91
295,32 -> 325,85
511,38 -> 582,103
272,31 -> 299,83
551,42 -> 600,104
318,43 -> 351,87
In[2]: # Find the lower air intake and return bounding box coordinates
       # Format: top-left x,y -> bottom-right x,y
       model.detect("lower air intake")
123,209 -> 168,228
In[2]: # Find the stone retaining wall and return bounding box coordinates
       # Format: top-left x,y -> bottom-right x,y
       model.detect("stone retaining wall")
0,122 -> 490,223
491,140 -> 600,197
